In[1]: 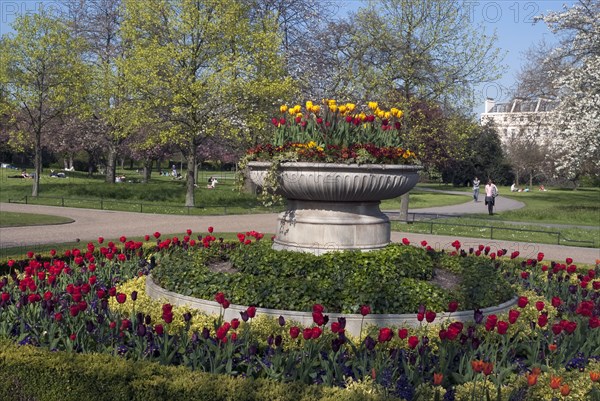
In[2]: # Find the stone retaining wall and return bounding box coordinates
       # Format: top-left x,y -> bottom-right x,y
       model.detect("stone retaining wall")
146,275 -> 517,337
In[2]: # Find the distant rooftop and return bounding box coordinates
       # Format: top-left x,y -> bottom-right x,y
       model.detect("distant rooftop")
485,98 -> 558,114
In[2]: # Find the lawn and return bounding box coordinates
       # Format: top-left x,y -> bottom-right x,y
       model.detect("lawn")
0,211 -> 73,227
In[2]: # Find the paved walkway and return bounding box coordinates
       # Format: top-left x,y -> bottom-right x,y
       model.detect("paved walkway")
1,201 -> 598,265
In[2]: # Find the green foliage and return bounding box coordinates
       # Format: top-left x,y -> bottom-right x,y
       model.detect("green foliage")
0,340 -> 398,401
152,242 -> 514,314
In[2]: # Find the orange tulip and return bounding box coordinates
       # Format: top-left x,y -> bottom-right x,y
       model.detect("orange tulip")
560,383 -> 570,396
471,360 -> 484,373
526,372 -> 538,386
483,362 -> 494,376
549,376 -> 562,389
433,372 -> 443,386
531,367 -> 542,376
548,343 -> 558,352
591,371 -> 600,382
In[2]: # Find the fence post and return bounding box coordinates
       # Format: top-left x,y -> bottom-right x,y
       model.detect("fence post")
430,221 -> 433,234
100,198 -> 103,210
490,226 -> 494,240
557,232 -> 561,245
61,197 -> 65,207
187,206 -> 190,215
140,203 -> 143,213
25,195 -> 28,205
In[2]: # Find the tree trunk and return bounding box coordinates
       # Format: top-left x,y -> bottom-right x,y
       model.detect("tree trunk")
32,129 -> 42,197
398,193 -> 410,222
185,152 -> 196,207
529,173 -> 533,189
142,159 -> 152,183
105,144 -> 117,183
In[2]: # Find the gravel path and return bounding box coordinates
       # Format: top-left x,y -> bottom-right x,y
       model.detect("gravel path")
1,201 -> 598,264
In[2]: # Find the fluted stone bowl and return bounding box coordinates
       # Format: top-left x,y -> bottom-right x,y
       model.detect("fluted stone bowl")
247,162 -> 423,254
247,162 -> 422,202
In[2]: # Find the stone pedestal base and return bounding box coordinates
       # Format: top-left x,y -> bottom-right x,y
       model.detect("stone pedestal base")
273,200 -> 390,254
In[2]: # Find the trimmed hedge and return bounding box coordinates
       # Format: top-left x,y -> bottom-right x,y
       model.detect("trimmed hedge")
0,340 -> 399,401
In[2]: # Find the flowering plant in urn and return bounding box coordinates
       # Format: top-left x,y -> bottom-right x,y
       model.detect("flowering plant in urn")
244,99 -> 418,165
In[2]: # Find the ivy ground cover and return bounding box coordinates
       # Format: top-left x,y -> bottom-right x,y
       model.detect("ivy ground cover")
1,229 -> 599,400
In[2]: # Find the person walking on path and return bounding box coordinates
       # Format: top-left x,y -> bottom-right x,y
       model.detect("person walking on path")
472,177 -> 480,202
484,179 -> 498,215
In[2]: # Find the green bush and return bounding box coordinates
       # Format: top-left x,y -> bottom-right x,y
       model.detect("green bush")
153,242 -> 513,314
0,340 -> 399,401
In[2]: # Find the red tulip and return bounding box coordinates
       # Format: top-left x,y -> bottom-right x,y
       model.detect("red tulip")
359,305 -> 371,316
246,306 -> 256,318
378,327 -> 393,342
408,336 -> 419,349
517,296 -> 529,308
116,293 -> 126,304
448,301 -> 459,313
398,328 -> 408,339
289,326 -> 300,339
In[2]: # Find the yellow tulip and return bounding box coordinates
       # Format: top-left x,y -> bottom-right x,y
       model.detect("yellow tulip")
368,101 -> 378,110
346,103 -> 356,112
376,109 -> 385,118
396,110 -> 404,119
328,99 -> 337,107
330,104 -> 338,113
306,101 -> 313,110
390,107 -> 399,116
311,105 -> 321,113
384,111 -> 391,119
358,112 -> 366,121
339,105 -> 347,114
288,108 -> 296,116
296,113 -> 303,118
293,105 -> 302,114
280,105 -> 288,113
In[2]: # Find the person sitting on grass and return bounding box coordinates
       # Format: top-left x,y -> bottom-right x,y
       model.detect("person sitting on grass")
207,176 -> 218,189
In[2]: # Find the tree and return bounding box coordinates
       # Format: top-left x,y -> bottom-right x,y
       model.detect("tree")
331,0 -> 504,111
61,0 -> 129,183
0,10 -> 88,196
120,0 -> 294,206
538,0 -> 600,185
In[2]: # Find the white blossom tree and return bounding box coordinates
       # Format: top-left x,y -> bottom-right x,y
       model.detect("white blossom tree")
539,0 -> 600,185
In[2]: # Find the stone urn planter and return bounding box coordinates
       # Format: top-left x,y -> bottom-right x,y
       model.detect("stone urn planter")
247,161 -> 422,254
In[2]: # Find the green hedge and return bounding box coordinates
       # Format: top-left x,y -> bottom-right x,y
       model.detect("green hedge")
153,242 -> 445,313
0,341 -> 399,401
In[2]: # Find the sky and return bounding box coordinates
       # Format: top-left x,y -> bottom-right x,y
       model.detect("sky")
1,0 -> 576,115
340,0 -> 576,115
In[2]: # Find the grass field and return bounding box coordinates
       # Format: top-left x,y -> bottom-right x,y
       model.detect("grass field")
0,211 -> 74,227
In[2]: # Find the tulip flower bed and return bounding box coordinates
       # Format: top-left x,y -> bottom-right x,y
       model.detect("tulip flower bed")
1,229 -> 600,401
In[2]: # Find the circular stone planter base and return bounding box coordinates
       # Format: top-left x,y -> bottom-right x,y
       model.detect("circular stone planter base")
274,200 -> 390,254
146,275 -> 517,337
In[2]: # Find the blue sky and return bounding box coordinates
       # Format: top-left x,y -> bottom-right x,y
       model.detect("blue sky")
1,0 -> 574,114
340,0 -> 575,114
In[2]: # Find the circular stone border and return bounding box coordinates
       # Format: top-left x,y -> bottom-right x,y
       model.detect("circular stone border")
146,276 -> 517,337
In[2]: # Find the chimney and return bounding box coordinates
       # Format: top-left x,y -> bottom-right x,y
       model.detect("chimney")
484,98 -> 495,113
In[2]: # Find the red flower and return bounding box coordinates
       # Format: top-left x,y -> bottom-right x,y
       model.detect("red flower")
144,235 -> 150,241
521,271 -> 529,279
416,312 -> 424,322
378,327 -> 393,342
398,328 -> 408,339
510,251 -> 519,259
312,311 -> 325,326
311,326 -> 322,339
246,306 -> 256,318
538,314 -> 548,327
27,251 -> 34,259
508,309 -> 520,324
433,373 -> 443,386
289,326 -> 300,339
208,226 -> 214,233
115,293 -> 126,304
237,233 -> 246,242
589,316 -> 600,329
566,257 -> 573,264
54,312 -> 62,321
231,318 -> 240,330
155,324 -> 164,335
551,323 -> 563,335
535,301 -> 545,311
551,297 -> 562,308
331,322 -> 342,333
517,296 -> 529,308
69,333 -> 76,341
98,237 -> 104,244
312,304 -> 324,314
446,322 -> 463,340
497,321 -> 509,334
425,310 -> 436,323
359,305 -> 371,316
408,336 -> 419,349
537,252 -> 544,262
549,376 -> 562,389
421,240 -> 428,247
402,238 -> 410,245
119,236 -> 126,243
483,362 -> 494,376
222,299 -> 230,309
215,292 -> 225,304
302,328 -> 312,340
448,301 -> 459,313
485,314 -> 498,331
